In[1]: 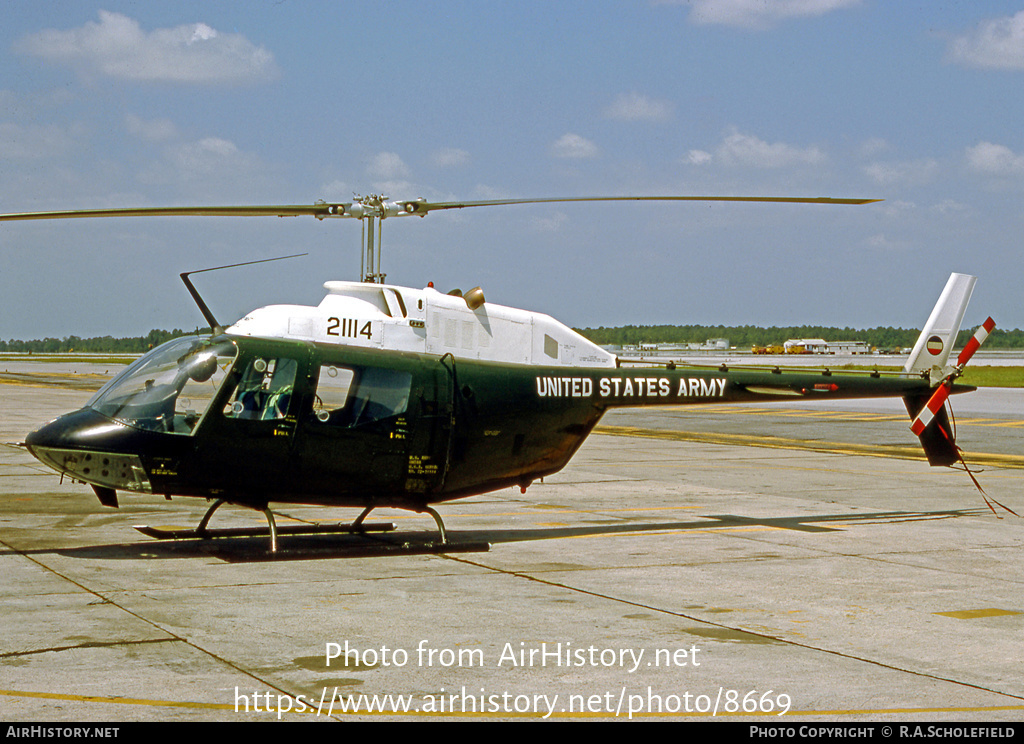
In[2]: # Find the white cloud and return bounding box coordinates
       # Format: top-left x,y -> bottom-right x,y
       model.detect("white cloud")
715,130 -> 825,168
966,141 -> 1024,175
366,152 -> 411,181
550,133 -> 599,159
471,184 -> 513,200
0,122 -> 73,159
125,114 -> 178,142
930,199 -> 968,215
431,148 -> 470,168
863,233 -> 911,252
858,138 -> 891,158
686,149 -> 713,165
170,138 -> 249,175
676,0 -> 861,30
949,11 -> 1024,70
863,159 -> 939,186
603,92 -> 673,122
14,11 -> 278,84
138,136 -> 263,190
530,211 -> 569,232
370,180 -> 416,197
319,180 -> 351,201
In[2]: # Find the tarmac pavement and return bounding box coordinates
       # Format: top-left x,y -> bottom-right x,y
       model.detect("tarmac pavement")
1,367 -> 1022,721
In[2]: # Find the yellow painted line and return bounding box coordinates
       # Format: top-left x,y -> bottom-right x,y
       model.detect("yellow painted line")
934,608 -> 1022,619
0,379 -> 95,391
0,687 -> 231,711
561,526 -> 777,540
333,505 -> 706,521
740,410 -> 905,422
0,373 -> 106,392
594,425 -> 1024,469
657,406 -> 1023,429
777,705 -> 1024,718
2,687 -> 1022,719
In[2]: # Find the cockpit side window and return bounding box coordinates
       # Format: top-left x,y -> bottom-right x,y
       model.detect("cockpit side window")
310,364 -> 411,428
223,357 -> 298,421
87,337 -> 237,435
172,347 -> 234,432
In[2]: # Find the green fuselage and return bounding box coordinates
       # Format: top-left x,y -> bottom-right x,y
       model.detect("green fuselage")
26,334 -> 966,512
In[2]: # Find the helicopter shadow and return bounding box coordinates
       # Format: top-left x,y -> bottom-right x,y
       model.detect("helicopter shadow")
26,506 -> 988,563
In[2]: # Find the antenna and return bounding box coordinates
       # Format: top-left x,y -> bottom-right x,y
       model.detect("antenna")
179,253 -> 307,334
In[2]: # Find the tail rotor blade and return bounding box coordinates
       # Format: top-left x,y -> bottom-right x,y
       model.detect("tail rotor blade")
909,317 -> 993,441
910,382 -> 952,437
956,317 -> 996,368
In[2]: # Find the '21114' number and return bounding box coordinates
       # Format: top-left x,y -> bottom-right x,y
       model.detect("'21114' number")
327,318 -> 372,339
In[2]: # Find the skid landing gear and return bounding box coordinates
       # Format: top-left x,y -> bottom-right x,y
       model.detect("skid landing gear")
134,499 -> 490,558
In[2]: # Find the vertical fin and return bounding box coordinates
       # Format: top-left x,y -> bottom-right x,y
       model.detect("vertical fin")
903,273 -> 976,375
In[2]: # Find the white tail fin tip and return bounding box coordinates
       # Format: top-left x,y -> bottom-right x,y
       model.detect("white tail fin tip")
903,273 -> 976,375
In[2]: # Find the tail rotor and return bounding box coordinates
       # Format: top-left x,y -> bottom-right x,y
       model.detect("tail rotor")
909,317 -> 994,437
906,316 -> 1016,516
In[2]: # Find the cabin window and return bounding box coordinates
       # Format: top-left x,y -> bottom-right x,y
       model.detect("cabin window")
310,364 -> 411,427
223,357 -> 298,421
311,365 -> 356,422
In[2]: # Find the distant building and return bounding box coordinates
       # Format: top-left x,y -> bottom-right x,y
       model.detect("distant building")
828,341 -> 872,355
783,339 -> 872,354
784,338 -> 828,354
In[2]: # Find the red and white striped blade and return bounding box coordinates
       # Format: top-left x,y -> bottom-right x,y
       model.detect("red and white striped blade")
910,382 -> 951,436
957,317 -> 995,367
910,317 -> 993,436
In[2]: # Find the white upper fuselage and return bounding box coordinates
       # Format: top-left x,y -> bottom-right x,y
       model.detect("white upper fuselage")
227,281 -> 617,368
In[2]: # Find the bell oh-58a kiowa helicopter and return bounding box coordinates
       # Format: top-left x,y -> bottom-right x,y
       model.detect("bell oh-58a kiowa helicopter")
0,195 -> 996,555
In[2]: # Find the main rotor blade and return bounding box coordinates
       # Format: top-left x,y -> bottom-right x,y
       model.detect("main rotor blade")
0,204 -> 349,221
408,195 -> 882,214
0,195 -> 881,223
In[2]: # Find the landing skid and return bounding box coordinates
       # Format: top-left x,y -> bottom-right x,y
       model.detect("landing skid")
133,521 -> 398,541
216,539 -> 491,563
133,499 -> 490,556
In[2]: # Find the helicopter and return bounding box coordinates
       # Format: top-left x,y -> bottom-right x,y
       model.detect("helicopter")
0,196 -> 994,554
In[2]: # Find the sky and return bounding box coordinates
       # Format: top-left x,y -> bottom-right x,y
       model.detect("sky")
1,1 -> 1023,340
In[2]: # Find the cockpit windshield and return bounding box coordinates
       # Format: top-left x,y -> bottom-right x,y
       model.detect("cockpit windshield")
88,336 -> 238,434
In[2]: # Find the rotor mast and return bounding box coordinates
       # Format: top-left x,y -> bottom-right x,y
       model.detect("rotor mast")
356,194 -> 387,284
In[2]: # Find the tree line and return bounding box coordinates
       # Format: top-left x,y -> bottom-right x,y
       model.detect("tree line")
2,324 -> 1022,354
574,324 -> 1024,349
0,329 -> 204,354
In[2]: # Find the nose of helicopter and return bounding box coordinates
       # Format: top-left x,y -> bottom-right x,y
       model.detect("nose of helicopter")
26,408 -> 153,494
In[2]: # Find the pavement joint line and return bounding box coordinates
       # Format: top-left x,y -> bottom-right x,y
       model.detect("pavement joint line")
0,637 -> 179,660
0,537 -> 328,718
